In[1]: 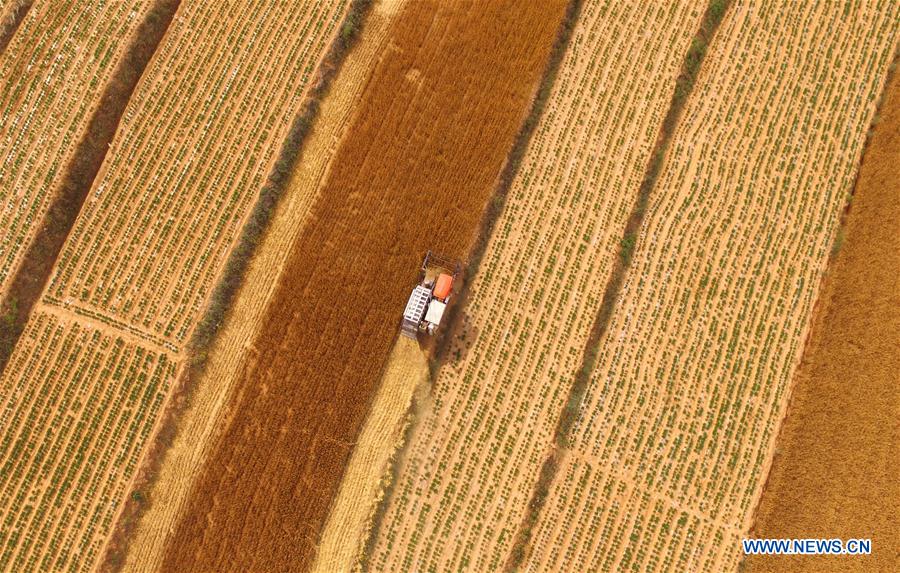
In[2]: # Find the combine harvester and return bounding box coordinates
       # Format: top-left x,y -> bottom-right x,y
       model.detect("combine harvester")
401,251 -> 461,339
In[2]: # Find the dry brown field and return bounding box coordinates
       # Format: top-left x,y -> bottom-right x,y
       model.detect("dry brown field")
520,2 -> 898,572
369,1 -> 704,571
161,1 -> 568,571
0,1 -> 152,299
0,2 -> 349,572
747,68 -> 900,573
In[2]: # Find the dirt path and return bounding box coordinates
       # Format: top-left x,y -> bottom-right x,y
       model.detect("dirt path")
162,2 -> 567,571
117,3 -> 405,569
746,63 -> 900,573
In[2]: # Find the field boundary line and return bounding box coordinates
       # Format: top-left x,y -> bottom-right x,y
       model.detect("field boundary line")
503,1 -> 733,570
359,0 -> 585,569
34,301 -> 177,356
98,2 -> 380,571
744,46 -> 899,541
0,0 -> 30,55
0,0 -> 182,374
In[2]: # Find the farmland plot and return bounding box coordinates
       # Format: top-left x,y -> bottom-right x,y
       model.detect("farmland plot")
369,2 -> 704,571
163,1 -> 568,571
0,0 -> 153,299
0,310 -> 175,573
522,2 -> 900,572
42,0 -> 348,350
118,1 -> 408,570
748,70 -> 900,573
0,1 -> 350,572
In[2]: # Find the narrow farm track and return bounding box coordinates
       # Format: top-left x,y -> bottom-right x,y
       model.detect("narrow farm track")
116,1 -> 406,570
522,2 -> 899,572
0,2 -> 351,572
0,0 -> 159,365
747,65 -> 900,573
369,1 -> 705,571
163,1 -> 567,571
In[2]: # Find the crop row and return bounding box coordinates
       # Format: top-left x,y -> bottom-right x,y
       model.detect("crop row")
525,1 -> 900,571
0,0 -> 152,296
0,311 -> 175,573
44,0 -> 348,347
370,2 -> 704,571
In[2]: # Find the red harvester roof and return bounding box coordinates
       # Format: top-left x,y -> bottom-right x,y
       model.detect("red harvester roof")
433,273 -> 453,299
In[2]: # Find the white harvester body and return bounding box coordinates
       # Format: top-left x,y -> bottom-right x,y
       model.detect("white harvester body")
400,251 -> 460,339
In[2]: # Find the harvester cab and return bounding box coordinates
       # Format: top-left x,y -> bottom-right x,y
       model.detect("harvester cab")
401,251 -> 461,339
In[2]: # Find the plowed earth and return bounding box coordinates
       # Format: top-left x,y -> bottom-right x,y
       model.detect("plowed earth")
162,1 -> 567,571
747,68 -> 900,573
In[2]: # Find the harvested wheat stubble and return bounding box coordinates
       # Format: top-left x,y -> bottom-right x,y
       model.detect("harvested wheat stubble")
0,2 -> 350,572
163,1 -> 567,571
117,1 -> 404,570
369,1 -> 703,571
0,0 -> 153,299
523,2 -> 899,572
747,68 -> 900,573
313,336 -> 428,573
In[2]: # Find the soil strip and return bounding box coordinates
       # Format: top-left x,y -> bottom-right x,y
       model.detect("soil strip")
503,1 -> 732,569
0,0 -> 181,373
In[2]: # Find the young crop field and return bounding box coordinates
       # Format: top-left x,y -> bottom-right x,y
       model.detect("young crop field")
0,310 -> 175,573
42,0 -> 348,350
117,1 -> 407,569
0,1 -> 350,572
161,1 -> 568,571
0,0 -> 152,299
748,69 -> 900,573
521,2 -> 899,572
368,2 -> 705,571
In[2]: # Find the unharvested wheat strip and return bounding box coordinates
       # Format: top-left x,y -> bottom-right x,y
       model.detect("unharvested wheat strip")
313,336 -> 427,573
0,0 -> 154,298
119,3 -> 405,569
370,2 -> 703,571
166,1 -> 567,570
524,2 -> 899,572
